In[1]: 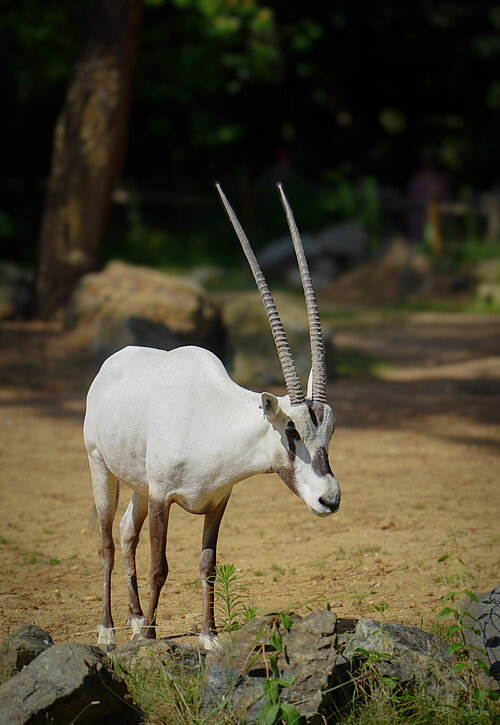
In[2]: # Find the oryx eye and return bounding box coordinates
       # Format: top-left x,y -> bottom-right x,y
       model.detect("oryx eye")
285,422 -> 300,441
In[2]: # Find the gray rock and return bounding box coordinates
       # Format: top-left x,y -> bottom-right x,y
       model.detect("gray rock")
202,610 -> 339,724
258,223 -> 367,291
219,291 -> 335,387
0,625 -> 53,684
461,585 -> 500,687
340,618 -> 466,704
280,610 -> 339,722
315,221 -> 368,259
257,233 -> 318,273
0,642 -> 139,725
112,637 -> 203,675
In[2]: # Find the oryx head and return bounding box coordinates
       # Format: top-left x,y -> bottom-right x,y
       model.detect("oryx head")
217,183 -> 341,517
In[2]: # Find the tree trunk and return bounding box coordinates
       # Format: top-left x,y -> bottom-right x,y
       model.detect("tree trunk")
35,0 -> 143,319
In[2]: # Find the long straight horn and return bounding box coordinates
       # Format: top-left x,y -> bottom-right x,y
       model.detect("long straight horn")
277,183 -> 328,404
216,183 -> 305,406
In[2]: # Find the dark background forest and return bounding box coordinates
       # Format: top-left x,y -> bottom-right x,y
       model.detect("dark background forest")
2,0 -> 500,295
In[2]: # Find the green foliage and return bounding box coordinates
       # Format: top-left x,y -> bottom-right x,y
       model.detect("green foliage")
256,618 -> 300,725
436,534 -> 499,710
213,563 -> 258,633
113,650 -> 203,725
4,0 -> 500,270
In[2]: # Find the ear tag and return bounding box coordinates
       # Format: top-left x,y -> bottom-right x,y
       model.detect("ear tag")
258,404 -> 265,419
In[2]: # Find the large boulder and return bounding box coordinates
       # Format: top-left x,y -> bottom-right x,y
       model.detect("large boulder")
340,618 -> 466,704
65,261 -> 225,361
0,625 -> 53,684
0,642 -> 138,725
258,222 -> 367,290
219,291 -> 336,388
111,637 -> 202,674
202,610 -> 339,724
319,238 -> 432,305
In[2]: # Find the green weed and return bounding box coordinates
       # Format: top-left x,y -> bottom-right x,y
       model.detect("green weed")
214,563 -> 258,633
21,551 -> 60,566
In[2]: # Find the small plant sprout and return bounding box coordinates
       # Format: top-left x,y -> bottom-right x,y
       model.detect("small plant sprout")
213,563 -> 258,633
257,615 -> 300,725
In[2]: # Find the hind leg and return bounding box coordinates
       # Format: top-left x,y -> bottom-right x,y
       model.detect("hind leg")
120,491 -> 148,639
88,453 -> 118,651
144,496 -> 170,639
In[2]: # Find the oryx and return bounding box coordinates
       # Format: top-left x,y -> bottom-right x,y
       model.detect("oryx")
83,183 -> 341,650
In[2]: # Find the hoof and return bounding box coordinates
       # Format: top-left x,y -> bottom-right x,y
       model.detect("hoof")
97,625 -> 116,652
128,615 -> 147,640
199,631 -> 221,650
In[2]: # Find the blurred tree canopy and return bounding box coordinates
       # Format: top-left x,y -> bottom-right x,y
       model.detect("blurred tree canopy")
2,0 -> 500,268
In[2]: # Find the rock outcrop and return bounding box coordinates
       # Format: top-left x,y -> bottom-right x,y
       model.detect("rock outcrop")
0,642 -> 138,725
65,261 -> 225,362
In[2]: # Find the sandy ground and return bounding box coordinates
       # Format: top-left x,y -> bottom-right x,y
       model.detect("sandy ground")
0,310 -> 499,648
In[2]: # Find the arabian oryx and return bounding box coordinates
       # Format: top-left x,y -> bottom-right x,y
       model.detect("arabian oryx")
84,183 -> 341,651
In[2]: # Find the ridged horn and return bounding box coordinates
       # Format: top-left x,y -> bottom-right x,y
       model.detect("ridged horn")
216,183 -> 305,405
277,183 -> 328,404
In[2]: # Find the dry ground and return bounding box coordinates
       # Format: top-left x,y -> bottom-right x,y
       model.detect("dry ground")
0,310 -> 499,647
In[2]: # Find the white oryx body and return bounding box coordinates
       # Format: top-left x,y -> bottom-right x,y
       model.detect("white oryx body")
84,184 -> 341,651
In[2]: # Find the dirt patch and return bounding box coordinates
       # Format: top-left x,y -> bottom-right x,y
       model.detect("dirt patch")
0,312 -> 499,647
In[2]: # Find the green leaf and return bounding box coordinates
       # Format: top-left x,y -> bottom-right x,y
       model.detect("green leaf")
488,689 -> 500,701
280,611 -> 292,631
258,701 -> 280,725
447,643 -> 463,656
473,687 -> 486,704
381,675 -> 398,690
450,662 -> 467,674
264,678 -> 279,703
464,589 -> 479,602
269,655 -> 279,678
440,591 -> 456,604
280,702 -> 301,725
437,554 -> 449,562
446,624 -> 460,636
438,607 -> 454,619
473,660 -> 490,676
271,630 -> 283,653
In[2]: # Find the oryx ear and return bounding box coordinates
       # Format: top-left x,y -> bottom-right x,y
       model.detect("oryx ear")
306,368 -> 313,399
261,392 -> 286,423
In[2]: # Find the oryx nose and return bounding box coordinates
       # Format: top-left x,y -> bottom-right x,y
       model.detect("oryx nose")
319,496 -> 340,513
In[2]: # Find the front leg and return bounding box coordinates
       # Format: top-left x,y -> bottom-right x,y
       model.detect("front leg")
199,493 -> 231,650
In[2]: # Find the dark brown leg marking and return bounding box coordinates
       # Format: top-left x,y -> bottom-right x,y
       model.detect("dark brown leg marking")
146,497 -> 170,639
199,494 -> 230,645
99,516 -> 115,633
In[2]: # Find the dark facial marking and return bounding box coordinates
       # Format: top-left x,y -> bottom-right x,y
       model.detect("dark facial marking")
308,406 -> 318,426
276,463 -> 299,497
312,446 -> 333,477
285,420 -> 300,441
312,402 -> 325,425
285,420 -> 300,458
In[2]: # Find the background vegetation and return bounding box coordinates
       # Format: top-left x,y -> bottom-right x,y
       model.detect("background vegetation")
2,0 -> 500,271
